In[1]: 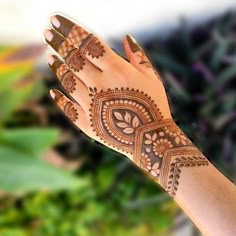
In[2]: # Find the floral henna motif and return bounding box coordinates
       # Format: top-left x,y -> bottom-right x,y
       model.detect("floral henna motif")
55,63 -> 76,94
65,49 -> 85,72
64,102 -> 78,122
80,34 -> 105,58
134,120 -> 209,197
53,91 -> 79,123
89,87 -> 209,197
61,72 -> 76,93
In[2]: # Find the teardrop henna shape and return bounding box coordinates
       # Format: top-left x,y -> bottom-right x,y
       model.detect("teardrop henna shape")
89,87 -> 163,154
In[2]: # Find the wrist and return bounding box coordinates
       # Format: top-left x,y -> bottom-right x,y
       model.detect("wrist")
130,118 -> 209,197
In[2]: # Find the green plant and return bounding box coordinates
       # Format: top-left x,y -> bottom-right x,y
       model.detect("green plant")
0,46 -> 86,193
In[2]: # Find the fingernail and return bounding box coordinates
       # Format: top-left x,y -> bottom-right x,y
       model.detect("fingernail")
44,29 -> 53,41
50,15 -> 60,28
54,14 -> 75,37
126,34 -> 143,53
48,55 -> 56,65
50,89 -> 62,101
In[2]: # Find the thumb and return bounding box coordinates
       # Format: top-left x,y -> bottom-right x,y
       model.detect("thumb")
123,34 -> 161,80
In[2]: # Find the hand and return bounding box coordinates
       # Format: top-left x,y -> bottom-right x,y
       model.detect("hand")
44,15 -> 208,197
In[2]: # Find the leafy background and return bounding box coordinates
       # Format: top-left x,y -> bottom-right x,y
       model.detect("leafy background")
0,11 -> 235,236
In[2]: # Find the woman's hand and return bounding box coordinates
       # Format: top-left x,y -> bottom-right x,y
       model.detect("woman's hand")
44,15 -> 236,236
44,15 -> 208,197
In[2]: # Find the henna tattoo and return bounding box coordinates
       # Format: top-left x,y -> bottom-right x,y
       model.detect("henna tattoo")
89,87 -> 163,154
52,90 -> 78,122
134,120 -> 209,196
64,101 -> 78,122
126,35 -> 143,53
69,25 -> 90,46
55,15 -> 89,46
61,72 -> 76,93
55,16 -> 105,58
65,49 -> 85,72
58,40 -> 75,59
56,64 -> 70,78
89,87 -> 209,197
126,35 -> 161,79
167,156 -> 208,196
51,61 -> 76,94
80,34 -> 105,58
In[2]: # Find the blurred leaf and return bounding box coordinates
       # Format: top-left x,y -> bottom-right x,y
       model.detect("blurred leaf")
0,128 -> 59,158
206,65 -> 236,96
26,75 -> 46,102
0,67 -> 31,93
210,41 -> 228,70
149,52 -> 189,76
164,72 -> 191,101
0,146 -> 87,193
0,82 -> 32,124
0,45 -> 44,73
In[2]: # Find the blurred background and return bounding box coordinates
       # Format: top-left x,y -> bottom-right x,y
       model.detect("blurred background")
0,0 -> 236,235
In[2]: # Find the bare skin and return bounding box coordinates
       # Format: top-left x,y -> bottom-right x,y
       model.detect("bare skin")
44,14 -> 236,236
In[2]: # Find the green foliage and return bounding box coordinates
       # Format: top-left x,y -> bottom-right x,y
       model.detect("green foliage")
0,129 -> 58,158
0,128 -> 88,193
0,48 -> 86,193
0,167 -> 177,236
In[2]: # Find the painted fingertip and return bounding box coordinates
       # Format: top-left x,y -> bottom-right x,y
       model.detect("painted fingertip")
54,14 -> 75,37
126,34 -> 137,43
126,34 -> 143,53
44,29 -> 54,42
49,89 -> 56,99
49,89 -> 62,101
50,15 -> 60,28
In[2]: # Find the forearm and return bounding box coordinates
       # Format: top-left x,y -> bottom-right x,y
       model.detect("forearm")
129,119 -> 236,236
174,160 -> 236,236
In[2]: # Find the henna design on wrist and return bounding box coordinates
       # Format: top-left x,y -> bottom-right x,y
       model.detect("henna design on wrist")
80,34 -> 105,59
134,121 -> 209,196
89,87 -> 209,197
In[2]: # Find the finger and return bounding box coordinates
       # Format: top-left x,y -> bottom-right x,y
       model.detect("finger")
49,89 -> 90,134
48,55 -> 90,108
123,35 -> 162,80
44,29 -> 101,86
50,14 -> 120,71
